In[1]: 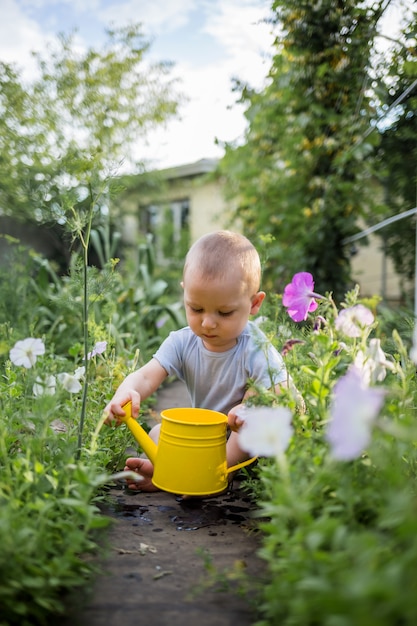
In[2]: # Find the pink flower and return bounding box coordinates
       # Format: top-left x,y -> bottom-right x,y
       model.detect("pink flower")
326,367 -> 386,461
282,272 -> 320,322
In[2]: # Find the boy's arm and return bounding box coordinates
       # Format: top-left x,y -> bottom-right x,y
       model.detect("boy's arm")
104,358 -> 168,424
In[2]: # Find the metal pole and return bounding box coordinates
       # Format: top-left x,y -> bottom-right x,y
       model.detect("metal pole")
342,206 -> 417,317
415,215 -> 417,320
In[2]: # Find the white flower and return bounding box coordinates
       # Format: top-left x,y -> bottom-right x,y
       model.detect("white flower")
335,305 -> 374,338
277,324 -> 292,339
354,338 -> 396,385
9,338 -> 45,368
253,316 -> 268,327
58,366 -> 85,393
33,375 -> 56,397
237,406 -> 293,458
74,366 -> 85,378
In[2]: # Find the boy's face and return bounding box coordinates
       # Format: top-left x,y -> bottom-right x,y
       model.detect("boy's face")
182,267 -> 265,352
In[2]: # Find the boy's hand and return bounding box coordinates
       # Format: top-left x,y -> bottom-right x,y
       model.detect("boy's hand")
227,403 -> 246,432
124,457 -> 159,492
103,390 -> 141,425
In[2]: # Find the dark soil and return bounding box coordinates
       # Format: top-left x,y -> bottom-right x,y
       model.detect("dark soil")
64,381 -> 266,626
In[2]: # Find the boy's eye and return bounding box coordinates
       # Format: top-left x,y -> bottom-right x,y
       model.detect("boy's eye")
190,307 -> 203,313
219,311 -> 234,317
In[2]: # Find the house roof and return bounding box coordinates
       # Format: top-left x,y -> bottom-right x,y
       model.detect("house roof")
159,158 -> 219,180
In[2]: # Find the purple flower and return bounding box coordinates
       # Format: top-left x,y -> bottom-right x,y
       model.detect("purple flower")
326,367 -> 386,461
156,316 -> 168,329
313,315 -> 327,332
87,341 -> 107,360
282,272 -> 320,322
281,338 -> 305,356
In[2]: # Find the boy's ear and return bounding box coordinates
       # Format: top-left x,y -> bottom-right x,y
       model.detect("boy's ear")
180,281 -> 184,289
250,291 -> 265,315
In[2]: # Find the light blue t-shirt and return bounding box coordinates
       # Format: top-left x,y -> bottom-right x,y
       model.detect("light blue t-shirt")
153,321 -> 287,415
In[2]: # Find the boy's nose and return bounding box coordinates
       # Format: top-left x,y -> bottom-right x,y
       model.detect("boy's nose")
201,315 -> 216,329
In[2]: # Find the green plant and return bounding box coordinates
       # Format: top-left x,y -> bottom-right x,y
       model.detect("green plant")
238,275 -> 417,626
0,220 -> 183,623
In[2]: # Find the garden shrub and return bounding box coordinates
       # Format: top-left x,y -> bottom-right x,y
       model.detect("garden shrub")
0,236 -> 184,624
239,275 -> 417,626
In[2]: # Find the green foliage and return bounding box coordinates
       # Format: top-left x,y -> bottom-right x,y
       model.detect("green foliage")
0,22 -> 185,622
0,23 -> 182,232
375,9 -> 417,299
220,1 -> 414,302
243,285 -> 417,625
0,347 -> 114,624
1,235 -> 184,363
0,230 -> 183,623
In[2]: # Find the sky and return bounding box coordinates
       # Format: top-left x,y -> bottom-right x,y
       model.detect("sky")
0,0 -> 275,170
0,0 -> 412,171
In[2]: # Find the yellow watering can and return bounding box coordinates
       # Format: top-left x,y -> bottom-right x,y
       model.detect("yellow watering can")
119,401 -> 256,496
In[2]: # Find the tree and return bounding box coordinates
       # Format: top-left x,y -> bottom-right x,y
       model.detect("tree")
375,8 -> 417,302
0,24 -> 182,263
219,0 -> 392,301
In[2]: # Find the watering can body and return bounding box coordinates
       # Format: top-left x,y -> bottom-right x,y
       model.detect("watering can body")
119,402 -> 255,496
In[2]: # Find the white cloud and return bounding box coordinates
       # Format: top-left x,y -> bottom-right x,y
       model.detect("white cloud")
203,0 -> 273,86
19,0 -> 101,13
376,0 -> 414,54
138,59 -> 250,168
98,0 -> 196,33
140,0 -> 273,167
0,0 -> 47,73
0,0 -> 272,169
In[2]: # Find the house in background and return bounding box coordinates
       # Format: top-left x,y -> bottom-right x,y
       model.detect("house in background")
117,158 -> 236,266
0,158 -> 405,307
117,157 -> 404,305
349,230 -> 404,304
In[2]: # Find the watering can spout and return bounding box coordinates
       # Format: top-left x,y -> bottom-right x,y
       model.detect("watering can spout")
119,401 -> 158,463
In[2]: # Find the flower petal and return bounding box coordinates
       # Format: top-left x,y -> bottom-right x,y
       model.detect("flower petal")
335,305 -> 374,338
87,341 -> 107,359
58,372 -> 82,393
238,406 -> 293,457
326,367 -> 385,461
33,375 -> 56,397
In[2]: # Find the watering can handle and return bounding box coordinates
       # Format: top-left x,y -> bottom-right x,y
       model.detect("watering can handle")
227,456 -> 257,475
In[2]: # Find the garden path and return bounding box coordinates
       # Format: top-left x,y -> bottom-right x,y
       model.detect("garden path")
65,380 -> 265,626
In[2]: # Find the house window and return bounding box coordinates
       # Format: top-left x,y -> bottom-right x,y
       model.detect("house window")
140,199 -> 189,263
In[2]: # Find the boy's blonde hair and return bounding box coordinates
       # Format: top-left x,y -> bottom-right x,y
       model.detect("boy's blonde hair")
183,230 -> 262,294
